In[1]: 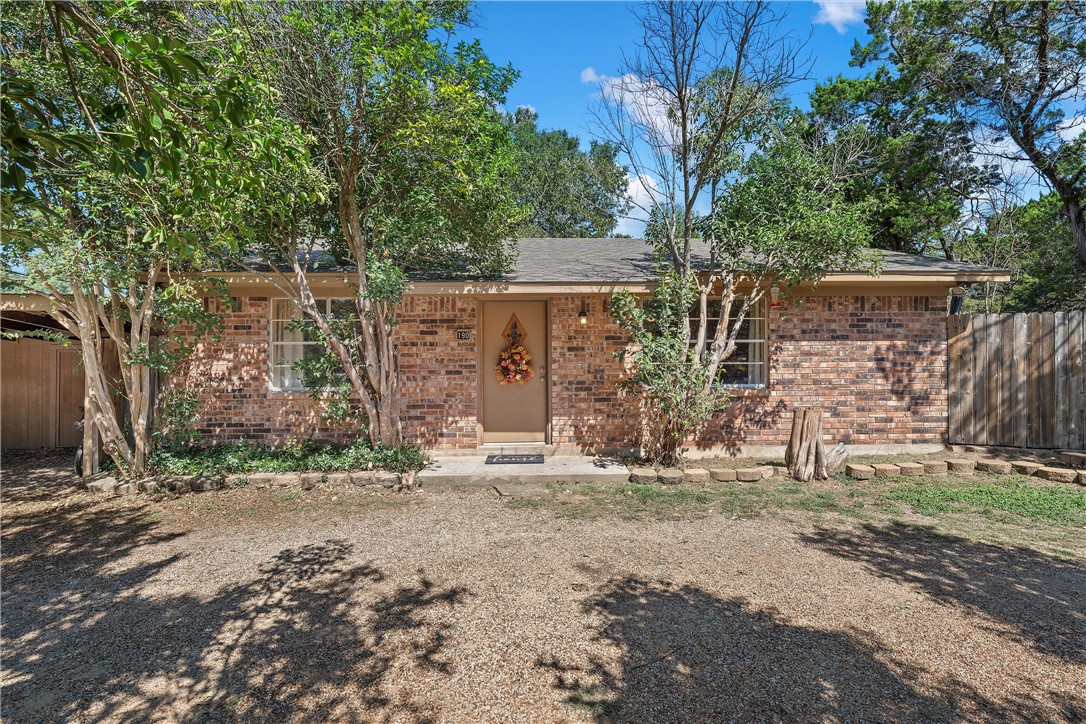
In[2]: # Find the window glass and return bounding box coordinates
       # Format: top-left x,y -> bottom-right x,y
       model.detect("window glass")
270,298 -> 350,390
689,297 -> 768,388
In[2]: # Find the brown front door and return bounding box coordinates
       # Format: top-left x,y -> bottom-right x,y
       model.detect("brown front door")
480,301 -> 548,443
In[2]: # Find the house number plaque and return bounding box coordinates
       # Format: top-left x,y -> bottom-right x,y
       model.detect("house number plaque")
456,329 -> 471,340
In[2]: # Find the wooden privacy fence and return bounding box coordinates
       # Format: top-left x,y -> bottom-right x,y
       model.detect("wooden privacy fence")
948,311 -> 1085,450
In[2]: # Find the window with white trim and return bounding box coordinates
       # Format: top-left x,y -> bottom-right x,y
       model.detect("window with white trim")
269,299 -> 353,390
690,298 -> 768,388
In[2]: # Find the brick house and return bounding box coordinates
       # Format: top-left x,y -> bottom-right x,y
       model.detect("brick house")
169,238 -> 1009,456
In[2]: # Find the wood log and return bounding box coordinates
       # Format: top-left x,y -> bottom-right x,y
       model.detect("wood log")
824,442 -> 849,477
785,409 -> 847,482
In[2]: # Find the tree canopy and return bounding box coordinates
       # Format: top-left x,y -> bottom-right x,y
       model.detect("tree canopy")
1,1 -> 305,475
855,0 -> 1086,263
503,107 -> 629,238
229,0 -> 522,445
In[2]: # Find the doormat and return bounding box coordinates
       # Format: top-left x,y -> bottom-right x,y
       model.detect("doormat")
486,454 -> 545,465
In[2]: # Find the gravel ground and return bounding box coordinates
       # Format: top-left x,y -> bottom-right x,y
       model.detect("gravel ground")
2,451 -> 1085,723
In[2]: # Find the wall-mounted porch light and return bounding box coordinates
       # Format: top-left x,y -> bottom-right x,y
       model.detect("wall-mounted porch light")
578,300 -> 589,325
769,286 -> 781,308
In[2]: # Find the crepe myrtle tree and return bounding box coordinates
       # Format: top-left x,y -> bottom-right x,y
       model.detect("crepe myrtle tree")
595,1 -> 877,463
230,1 -> 522,447
1,2 -> 311,475
611,116 -> 879,464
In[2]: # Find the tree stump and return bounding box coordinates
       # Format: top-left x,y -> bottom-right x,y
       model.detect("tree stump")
785,409 -> 848,482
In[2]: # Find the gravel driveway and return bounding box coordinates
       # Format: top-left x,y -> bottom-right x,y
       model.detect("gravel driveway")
2,452 -> 1084,723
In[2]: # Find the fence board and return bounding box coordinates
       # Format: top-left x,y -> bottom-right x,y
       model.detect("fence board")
1026,314 -> 1039,448
1042,313 -> 1057,448
1054,312 -> 1068,448
948,311 -> 1085,450
1070,311 -> 1086,450
985,314 -> 1001,445
999,314 -> 1014,446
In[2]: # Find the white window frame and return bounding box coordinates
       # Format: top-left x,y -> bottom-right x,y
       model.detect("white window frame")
269,298 -> 350,391
690,297 -> 768,389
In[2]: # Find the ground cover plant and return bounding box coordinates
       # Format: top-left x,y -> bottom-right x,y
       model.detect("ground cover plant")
147,439 -> 427,476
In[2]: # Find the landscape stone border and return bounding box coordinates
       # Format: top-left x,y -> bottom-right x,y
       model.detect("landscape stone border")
625,453 -> 1086,488
85,469 -> 414,496
842,456 -> 1085,487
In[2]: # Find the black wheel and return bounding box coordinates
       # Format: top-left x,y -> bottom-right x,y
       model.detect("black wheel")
74,445 -> 84,477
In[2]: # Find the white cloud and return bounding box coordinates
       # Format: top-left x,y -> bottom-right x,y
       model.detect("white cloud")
582,67 -> 677,146
813,1 -> 865,33
614,173 -> 659,237
1057,114 -> 1086,141
517,103 -> 537,115
973,130 -> 1034,181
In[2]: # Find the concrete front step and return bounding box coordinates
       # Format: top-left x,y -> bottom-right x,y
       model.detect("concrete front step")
418,456 -> 630,488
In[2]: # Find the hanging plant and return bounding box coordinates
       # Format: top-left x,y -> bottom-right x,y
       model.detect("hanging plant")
495,344 -> 534,385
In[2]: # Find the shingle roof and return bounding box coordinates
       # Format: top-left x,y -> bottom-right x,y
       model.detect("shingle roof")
235,237 -> 1009,283
501,238 -> 1009,283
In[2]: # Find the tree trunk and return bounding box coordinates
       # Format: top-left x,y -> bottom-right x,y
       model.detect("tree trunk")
785,409 -> 848,482
1063,195 -> 1086,265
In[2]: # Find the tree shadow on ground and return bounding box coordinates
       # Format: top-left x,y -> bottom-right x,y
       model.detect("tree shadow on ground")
0,449 -> 84,502
2,513 -> 469,722
539,577 -> 960,722
801,523 -> 1086,665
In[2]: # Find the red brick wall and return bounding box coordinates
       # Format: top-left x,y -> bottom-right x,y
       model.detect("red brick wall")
170,297 -> 356,445
171,292 -> 947,451
549,296 -> 637,448
171,295 -> 479,447
696,295 -> 949,451
396,296 -> 479,447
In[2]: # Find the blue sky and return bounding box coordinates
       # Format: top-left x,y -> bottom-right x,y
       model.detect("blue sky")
464,1 -> 873,234
467,1 -> 870,138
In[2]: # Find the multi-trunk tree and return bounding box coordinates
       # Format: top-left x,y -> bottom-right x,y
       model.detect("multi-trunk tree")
230,1 -> 521,447
1,1 -> 307,475
596,1 -> 877,464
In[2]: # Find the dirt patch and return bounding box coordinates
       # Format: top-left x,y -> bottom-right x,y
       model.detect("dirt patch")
2,453 -> 1084,722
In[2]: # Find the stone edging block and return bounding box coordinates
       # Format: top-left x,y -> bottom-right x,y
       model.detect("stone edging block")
657,469 -> 684,485
1037,467 -> 1078,484
1010,461 -> 1043,476
976,459 -> 1013,474
845,464 -> 875,480
1057,451 -> 1086,467
683,468 -> 710,484
896,462 -> 924,477
945,459 -> 976,474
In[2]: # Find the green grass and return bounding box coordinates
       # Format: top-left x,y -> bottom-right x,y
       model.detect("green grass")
508,471 -> 1086,558
883,477 -> 1086,523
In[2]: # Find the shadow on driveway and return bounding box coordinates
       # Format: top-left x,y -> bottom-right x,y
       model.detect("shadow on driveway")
801,522 -> 1086,665
2,493 -> 469,722
539,573 -> 1086,722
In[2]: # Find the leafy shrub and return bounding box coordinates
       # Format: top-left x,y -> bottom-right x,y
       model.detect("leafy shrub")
148,438 -> 427,476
